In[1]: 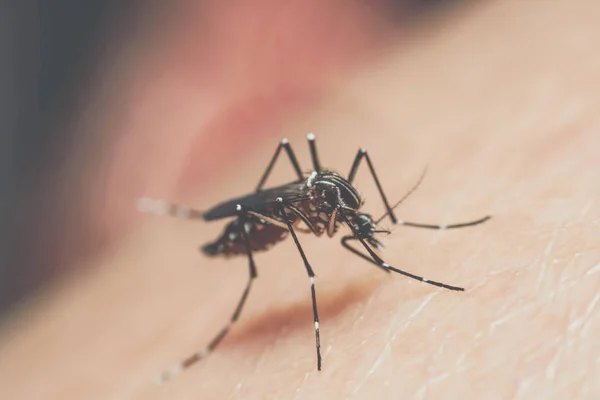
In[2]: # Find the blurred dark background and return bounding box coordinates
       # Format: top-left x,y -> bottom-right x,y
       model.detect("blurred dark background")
0,0 -> 462,315
1,1 -> 138,314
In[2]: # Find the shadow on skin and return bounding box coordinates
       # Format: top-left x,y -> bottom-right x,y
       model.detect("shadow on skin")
212,264 -> 442,350
215,275 -> 385,349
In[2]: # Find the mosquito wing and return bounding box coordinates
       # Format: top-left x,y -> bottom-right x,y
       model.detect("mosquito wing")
203,181 -> 309,221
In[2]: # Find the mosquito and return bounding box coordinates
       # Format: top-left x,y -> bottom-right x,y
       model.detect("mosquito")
138,133 -> 490,382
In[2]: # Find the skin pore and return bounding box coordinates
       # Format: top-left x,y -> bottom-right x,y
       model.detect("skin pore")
1,0 -> 599,398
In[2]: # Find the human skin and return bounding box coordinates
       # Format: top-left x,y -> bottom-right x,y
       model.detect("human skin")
1,0 -> 600,399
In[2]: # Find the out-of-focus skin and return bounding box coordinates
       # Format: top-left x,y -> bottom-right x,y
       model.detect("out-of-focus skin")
26,0 -> 395,277
2,0 -> 600,399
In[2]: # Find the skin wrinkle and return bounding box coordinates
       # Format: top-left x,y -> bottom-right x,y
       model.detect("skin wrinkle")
579,199 -> 594,219
425,345 -> 451,392
557,255 -> 578,294
351,291 -> 438,396
489,302 -> 533,334
535,222 -> 561,291
414,383 -> 427,399
584,263 -> 600,277
567,266 -> 597,345
549,342 -> 572,394
350,342 -> 391,397
454,352 -> 467,372
323,344 -> 333,359
232,381 -> 244,398
429,370 -> 450,385
390,292 -> 439,342
514,376 -> 535,399
545,343 -> 562,381
459,218 -> 595,397
502,248 -> 596,397
570,292 -> 600,336
519,336 -> 563,367
292,372 -> 311,400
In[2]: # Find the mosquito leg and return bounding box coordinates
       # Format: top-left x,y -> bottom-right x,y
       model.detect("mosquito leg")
158,205 -> 258,383
338,211 -> 464,291
306,133 -> 322,173
397,215 -> 491,230
367,167 -> 491,228
256,138 -> 304,192
275,197 -> 322,370
281,202 -> 322,235
137,197 -> 204,220
347,148 -> 398,223
340,235 -> 388,273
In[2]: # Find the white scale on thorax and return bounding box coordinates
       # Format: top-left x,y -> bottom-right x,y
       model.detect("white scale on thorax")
306,170 -> 318,187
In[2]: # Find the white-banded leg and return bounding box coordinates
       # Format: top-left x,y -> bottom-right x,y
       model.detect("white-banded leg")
158,205 -> 258,383
339,233 -> 389,274
338,209 -> 465,291
137,197 -> 205,220
255,138 -> 304,192
370,167 -> 492,228
306,133 -> 322,173
275,197 -> 322,370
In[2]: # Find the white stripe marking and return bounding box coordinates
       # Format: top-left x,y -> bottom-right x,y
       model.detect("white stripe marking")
197,347 -> 209,358
157,364 -> 183,384
586,264 -> 600,276
137,198 -> 169,215
175,206 -> 191,219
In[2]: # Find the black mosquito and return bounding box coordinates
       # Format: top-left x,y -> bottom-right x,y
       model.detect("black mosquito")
138,133 -> 490,382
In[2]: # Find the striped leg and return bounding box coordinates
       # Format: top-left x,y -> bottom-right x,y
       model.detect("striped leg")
340,235 -> 464,291
276,197 -> 322,370
306,133 -> 322,173
158,205 -> 258,382
338,210 -> 465,292
255,138 -> 304,192
137,198 -> 204,220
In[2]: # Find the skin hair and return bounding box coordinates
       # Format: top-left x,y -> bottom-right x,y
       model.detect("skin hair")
1,0 -> 599,398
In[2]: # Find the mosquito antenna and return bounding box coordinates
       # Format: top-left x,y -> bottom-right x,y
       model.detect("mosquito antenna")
375,167 -> 428,224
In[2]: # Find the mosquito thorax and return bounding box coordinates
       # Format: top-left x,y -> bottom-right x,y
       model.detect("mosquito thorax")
306,170 -> 362,211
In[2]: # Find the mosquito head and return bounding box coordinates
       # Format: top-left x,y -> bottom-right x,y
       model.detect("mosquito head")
355,213 -> 376,238
351,212 -> 387,250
